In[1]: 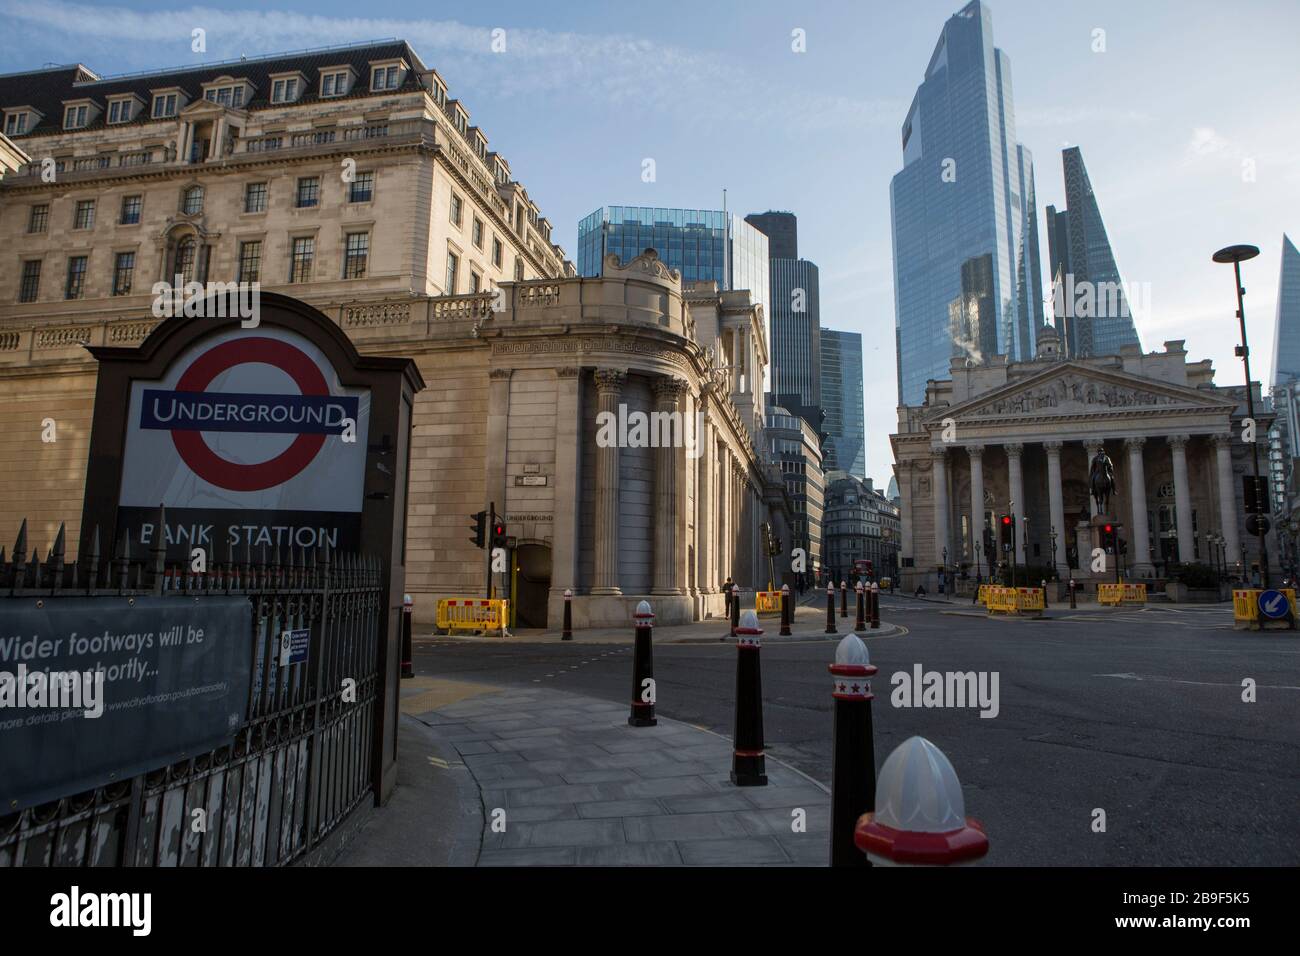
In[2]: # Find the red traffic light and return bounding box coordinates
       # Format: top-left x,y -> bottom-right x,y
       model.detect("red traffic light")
1001,515 -> 1012,526
1103,523 -> 1113,534
493,521 -> 506,537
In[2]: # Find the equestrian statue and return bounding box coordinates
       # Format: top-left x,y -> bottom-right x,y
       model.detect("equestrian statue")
1089,447 -> 1117,516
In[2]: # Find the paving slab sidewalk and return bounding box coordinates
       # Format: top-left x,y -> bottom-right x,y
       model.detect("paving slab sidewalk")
342,680 -> 834,866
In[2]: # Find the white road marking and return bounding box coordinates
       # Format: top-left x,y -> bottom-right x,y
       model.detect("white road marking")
1096,672 -> 1300,690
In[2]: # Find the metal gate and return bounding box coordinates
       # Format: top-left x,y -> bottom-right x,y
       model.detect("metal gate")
0,516 -> 383,866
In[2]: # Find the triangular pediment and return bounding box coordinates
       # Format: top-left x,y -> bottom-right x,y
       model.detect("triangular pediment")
925,361 -> 1237,423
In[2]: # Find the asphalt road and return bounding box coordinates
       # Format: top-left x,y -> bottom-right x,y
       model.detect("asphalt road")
415,597 -> 1300,866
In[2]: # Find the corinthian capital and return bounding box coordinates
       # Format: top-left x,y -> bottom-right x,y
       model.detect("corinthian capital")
594,368 -> 627,395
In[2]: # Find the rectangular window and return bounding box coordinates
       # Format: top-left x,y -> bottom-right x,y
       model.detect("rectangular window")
323,72 -> 348,97
449,192 -> 462,226
205,90 -> 216,102
238,240 -> 262,283
232,87 -> 244,107
108,100 -> 132,124
4,113 -> 27,135
343,232 -> 369,279
65,256 -> 88,299
112,251 -> 135,296
74,200 -> 95,230
469,270 -> 481,294
348,170 -> 374,203
63,105 -> 87,129
152,94 -> 177,118
445,251 -> 459,293
290,237 -> 314,283
472,217 -> 484,249
371,65 -> 398,90
216,88 -> 231,106
18,260 -> 41,303
492,237 -> 503,268
295,176 -> 319,208
28,204 -> 48,233
514,257 -> 524,281
244,182 -> 268,213
119,195 -> 142,225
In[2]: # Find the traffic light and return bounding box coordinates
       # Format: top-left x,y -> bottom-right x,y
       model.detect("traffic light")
491,518 -> 508,550
1101,523 -> 1115,552
1000,514 -> 1015,552
469,510 -> 487,549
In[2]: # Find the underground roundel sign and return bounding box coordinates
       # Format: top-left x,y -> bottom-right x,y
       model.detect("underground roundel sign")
119,327 -> 369,517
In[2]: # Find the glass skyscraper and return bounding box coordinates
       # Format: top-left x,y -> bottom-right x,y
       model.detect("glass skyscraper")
766,258 -> 821,409
820,329 -> 866,481
1045,146 -> 1142,357
890,0 -> 1044,406
577,206 -> 770,320
1270,234 -> 1300,387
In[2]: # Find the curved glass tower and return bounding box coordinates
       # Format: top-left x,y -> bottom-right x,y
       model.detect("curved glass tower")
890,1 -> 1044,405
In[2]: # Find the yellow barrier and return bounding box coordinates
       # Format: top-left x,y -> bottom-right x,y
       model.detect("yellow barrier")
755,590 -> 782,615
1233,588 -> 1297,628
1121,583 -> 1147,605
977,584 -> 991,607
436,598 -> 509,636
986,586 -> 1018,614
1015,587 -> 1045,613
1097,583 -> 1124,606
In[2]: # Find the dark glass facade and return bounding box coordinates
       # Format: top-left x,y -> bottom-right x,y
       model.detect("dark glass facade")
890,1 -> 1044,405
1046,146 -> 1141,357
1271,233 -> 1300,387
577,206 -> 769,319
820,329 -> 866,481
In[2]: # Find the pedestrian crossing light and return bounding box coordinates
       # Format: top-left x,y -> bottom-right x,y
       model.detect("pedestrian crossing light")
491,519 -> 508,549
469,510 -> 487,549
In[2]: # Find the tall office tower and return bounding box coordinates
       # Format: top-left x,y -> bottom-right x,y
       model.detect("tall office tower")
1270,234 -> 1300,387
746,212 -> 820,412
890,0 -> 1044,405
820,329 -> 866,480
1045,146 -> 1141,358
577,206 -> 770,319
745,211 -> 798,259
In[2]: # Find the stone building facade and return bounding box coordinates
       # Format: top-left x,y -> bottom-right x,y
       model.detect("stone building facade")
823,474 -> 900,585
891,331 -> 1277,593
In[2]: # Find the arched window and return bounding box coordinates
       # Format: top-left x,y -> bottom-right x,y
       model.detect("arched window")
182,185 -> 203,216
174,236 -> 197,282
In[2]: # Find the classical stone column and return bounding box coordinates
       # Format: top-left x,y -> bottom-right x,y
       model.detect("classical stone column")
697,411 -> 715,593
967,445 -> 985,561
550,367 -> 582,600
653,376 -> 687,595
1125,437 -> 1153,575
591,369 -> 625,595
485,368 -> 512,513
896,461 -> 913,571
932,449 -> 950,572
1045,441 -> 1067,576
1169,434 -> 1196,564
1006,443 -> 1025,565
1213,433 -> 1241,565
718,444 -> 731,583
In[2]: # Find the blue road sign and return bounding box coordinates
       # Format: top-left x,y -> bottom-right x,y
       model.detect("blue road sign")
1257,589 -> 1290,620
279,628 -> 311,665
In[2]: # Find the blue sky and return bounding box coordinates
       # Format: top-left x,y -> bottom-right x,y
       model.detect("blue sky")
3,0 -> 1298,486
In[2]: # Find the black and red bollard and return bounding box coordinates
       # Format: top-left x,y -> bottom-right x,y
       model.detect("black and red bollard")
629,600 -> 657,727
400,593 -> 414,678
855,581 -> 866,632
870,582 -> 880,630
825,583 -> 837,634
1069,578 -> 1077,609
854,736 -> 988,866
731,609 -> 767,786
562,587 -> 574,640
840,579 -> 848,619
829,633 -> 878,867
780,583 -> 792,636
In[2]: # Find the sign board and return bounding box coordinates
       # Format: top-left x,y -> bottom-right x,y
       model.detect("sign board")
117,327 -> 371,560
515,475 -> 547,487
1258,589 -> 1290,620
0,596 -> 252,811
279,628 -> 311,666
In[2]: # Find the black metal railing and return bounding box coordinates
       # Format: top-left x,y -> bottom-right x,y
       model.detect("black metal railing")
0,508 -> 383,866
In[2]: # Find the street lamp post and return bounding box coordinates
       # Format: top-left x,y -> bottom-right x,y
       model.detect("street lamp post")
1214,243 -> 1270,587
1050,526 -> 1058,581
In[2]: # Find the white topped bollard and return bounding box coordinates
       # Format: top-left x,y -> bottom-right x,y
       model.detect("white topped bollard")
853,735 -> 989,866
629,600 -> 656,726
829,633 -> 877,867
730,609 -> 767,786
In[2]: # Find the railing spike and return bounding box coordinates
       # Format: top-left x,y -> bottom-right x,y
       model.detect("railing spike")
30,547 -> 41,590
13,519 -> 28,576
87,525 -> 101,590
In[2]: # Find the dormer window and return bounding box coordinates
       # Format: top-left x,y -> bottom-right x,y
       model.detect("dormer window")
3,111 -> 29,136
370,64 -> 400,91
107,98 -> 133,124
152,93 -> 178,118
271,78 -> 299,103
63,104 -> 88,130
322,70 -> 351,97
